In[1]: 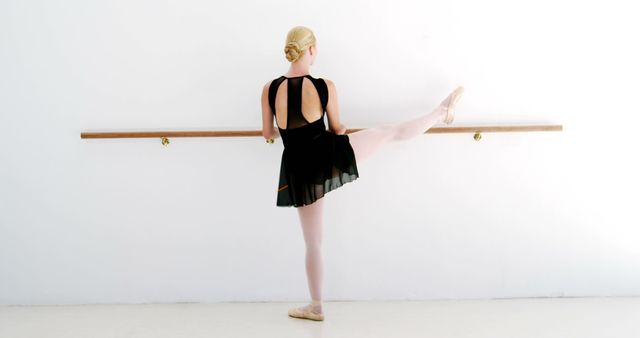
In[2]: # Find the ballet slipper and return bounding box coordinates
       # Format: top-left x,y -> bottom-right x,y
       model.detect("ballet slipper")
440,86 -> 465,125
288,303 -> 325,321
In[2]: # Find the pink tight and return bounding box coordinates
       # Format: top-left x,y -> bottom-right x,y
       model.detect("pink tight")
293,105 -> 447,313
348,105 -> 447,164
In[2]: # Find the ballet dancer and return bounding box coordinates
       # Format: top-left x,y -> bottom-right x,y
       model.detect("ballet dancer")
260,26 -> 464,321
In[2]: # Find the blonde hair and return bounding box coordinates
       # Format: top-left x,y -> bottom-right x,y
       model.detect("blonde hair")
284,26 -> 317,63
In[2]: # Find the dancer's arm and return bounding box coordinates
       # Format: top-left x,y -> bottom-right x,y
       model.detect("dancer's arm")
261,81 -> 280,140
325,79 -> 347,135
271,127 -> 281,139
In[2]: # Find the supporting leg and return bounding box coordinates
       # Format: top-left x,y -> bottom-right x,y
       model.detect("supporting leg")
292,197 -> 325,315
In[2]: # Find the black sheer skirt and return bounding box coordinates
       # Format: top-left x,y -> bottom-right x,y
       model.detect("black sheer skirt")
276,121 -> 359,207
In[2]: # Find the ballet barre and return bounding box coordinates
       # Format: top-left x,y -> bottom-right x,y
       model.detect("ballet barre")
80,124 -> 562,144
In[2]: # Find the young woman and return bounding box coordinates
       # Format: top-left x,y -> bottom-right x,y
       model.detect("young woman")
260,26 -> 464,321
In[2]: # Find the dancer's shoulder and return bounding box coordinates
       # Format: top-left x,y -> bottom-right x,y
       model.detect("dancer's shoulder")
320,77 -> 334,88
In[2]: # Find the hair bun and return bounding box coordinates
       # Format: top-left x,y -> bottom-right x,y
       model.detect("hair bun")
284,41 -> 302,62
283,26 -> 316,63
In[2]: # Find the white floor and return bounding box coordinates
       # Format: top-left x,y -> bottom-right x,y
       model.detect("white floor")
1,297 -> 638,338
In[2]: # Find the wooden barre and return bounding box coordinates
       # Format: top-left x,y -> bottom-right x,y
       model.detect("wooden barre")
80,124 -> 562,139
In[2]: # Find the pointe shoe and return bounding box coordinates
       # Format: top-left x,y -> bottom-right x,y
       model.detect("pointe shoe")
288,304 -> 325,321
440,86 -> 465,125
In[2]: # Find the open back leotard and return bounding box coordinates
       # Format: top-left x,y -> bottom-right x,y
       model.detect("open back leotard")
268,74 -> 359,207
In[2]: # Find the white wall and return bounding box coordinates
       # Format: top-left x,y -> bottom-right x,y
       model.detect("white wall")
1,0 -> 638,305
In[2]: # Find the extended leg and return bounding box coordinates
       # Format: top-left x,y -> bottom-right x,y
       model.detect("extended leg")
348,105 -> 446,164
348,86 -> 464,164
292,196 -> 325,315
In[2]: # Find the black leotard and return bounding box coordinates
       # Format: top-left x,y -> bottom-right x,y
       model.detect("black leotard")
268,74 -> 359,207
